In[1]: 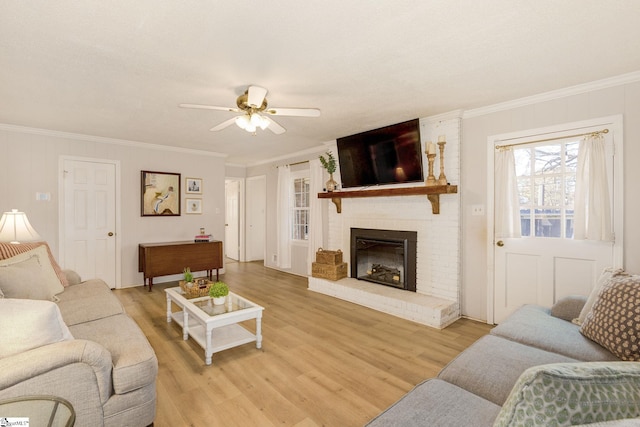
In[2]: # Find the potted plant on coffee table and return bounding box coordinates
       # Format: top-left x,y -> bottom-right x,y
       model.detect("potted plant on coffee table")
209,281 -> 229,305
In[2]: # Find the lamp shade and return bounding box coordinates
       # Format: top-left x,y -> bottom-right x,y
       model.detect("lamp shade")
0,209 -> 42,244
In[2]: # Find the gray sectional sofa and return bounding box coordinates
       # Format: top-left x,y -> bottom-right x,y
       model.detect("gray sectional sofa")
367,295 -> 640,426
0,273 -> 158,426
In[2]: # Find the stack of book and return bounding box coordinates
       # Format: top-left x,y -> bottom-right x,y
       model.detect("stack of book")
194,234 -> 212,242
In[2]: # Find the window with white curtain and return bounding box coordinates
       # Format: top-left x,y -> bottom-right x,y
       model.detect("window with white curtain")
291,172 -> 310,241
514,139 -> 580,238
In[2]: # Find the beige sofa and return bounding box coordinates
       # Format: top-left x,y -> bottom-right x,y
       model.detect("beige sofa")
0,244 -> 157,426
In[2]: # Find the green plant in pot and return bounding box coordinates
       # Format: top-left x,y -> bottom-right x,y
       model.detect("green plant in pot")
319,151 -> 338,192
209,281 -> 229,305
183,267 -> 193,287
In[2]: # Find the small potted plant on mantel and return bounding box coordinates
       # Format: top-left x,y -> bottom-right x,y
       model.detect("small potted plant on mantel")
208,281 -> 229,305
319,151 -> 338,192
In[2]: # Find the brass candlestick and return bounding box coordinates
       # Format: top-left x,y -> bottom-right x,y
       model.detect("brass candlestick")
426,153 -> 437,186
437,141 -> 448,185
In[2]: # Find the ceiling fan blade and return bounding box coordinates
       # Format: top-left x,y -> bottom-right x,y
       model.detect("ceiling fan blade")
265,107 -> 321,117
265,116 -> 286,134
247,86 -> 268,108
180,103 -> 239,113
210,117 -> 238,132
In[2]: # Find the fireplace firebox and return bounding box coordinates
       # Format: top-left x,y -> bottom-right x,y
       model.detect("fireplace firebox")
350,228 -> 417,291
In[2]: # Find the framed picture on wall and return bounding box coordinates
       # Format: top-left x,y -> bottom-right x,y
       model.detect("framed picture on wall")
141,170 -> 181,216
185,198 -> 202,214
186,177 -> 202,194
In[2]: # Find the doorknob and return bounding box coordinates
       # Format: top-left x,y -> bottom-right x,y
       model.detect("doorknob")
496,240 -> 504,247
108,232 -> 114,237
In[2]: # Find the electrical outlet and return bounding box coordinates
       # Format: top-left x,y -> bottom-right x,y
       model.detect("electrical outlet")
272,254 -> 277,262
471,205 -> 485,216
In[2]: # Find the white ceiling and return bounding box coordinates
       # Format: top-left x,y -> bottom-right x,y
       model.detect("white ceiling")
1,1 -> 639,165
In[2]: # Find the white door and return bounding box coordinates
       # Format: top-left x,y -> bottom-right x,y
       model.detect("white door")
61,159 -> 117,287
225,180 -> 240,260
246,175 -> 266,261
491,119 -> 623,324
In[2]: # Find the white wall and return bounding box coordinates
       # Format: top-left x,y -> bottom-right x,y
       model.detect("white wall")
460,80 -> 640,321
0,127 -> 227,287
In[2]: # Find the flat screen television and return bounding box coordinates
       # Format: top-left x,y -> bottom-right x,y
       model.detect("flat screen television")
336,118 -> 424,189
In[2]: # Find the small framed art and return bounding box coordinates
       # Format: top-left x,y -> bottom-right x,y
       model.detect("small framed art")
141,170 -> 181,216
185,198 -> 202,214
186,177 -> 202,194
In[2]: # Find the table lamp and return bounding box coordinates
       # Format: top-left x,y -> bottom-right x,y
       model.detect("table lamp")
0,209 -> 42,244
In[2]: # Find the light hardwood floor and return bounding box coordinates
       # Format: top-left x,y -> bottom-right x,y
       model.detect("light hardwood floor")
114,261 -> 492,427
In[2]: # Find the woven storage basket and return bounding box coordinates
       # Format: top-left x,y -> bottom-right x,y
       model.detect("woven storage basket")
315,248 -> 343,265
179,279 -> 213,298
312,262 -> 347,281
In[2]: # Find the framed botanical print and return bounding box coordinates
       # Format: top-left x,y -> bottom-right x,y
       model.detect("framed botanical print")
141,170 -> 181,216
185,198 -> 202,214
186,177 -> 202,194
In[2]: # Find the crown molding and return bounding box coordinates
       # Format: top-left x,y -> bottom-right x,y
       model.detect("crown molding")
463,71 -> 640,119
0,123 -> 228,158
248,143 -> 332,168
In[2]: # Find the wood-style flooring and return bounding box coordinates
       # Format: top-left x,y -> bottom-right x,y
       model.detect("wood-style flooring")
114,260 -> 492,427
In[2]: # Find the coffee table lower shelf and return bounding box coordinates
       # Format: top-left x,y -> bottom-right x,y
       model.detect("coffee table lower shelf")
171,311 -> 258,355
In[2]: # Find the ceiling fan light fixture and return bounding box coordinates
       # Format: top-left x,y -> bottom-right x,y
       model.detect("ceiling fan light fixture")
235,115 -> 250,130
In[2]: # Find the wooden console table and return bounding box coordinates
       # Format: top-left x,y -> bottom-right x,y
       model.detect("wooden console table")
138,240 -> 223,291
318,184 -> 458,214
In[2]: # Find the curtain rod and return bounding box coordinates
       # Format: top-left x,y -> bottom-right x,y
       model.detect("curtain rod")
277,160 -> 309,168
495,128 -> 609,150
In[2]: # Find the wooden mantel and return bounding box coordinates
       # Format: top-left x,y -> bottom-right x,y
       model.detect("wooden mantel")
317,184 -> 458,214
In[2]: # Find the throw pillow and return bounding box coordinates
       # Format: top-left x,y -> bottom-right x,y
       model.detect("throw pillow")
0,242 -> 68,286
0,256 -> 54,300
574,268 -> 628,326
0,246 -> 64,300
580,275 -> 640,361
493,362 -> 640,427
0,298 -> 74,359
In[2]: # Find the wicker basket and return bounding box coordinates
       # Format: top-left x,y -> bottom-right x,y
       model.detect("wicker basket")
315,248 -> 343,265
312,262 -> 348,281
179,279 -> 213,299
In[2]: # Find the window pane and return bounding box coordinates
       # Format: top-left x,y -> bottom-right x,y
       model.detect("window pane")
534,176 -> 562,207
534,145 -> 561,175
291,176 -> 310,241
517,177 -> 531,205
520,208 -> 531,237
565,142 -> 579,172
534,209 -> 561,237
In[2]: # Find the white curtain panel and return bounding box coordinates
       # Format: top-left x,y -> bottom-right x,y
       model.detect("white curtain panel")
495,148 -> 522,238
307,159 -> 324,275
574,134 -> 612,241
276,165 -> 292,268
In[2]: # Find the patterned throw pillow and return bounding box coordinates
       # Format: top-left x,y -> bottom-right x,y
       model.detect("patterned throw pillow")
0,242 -> 68,286
574,268 -> 628,326
580,275 -> 640,361
493,362 -> 640,427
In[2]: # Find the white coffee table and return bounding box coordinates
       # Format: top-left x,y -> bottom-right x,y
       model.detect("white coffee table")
165,287 -> 264,365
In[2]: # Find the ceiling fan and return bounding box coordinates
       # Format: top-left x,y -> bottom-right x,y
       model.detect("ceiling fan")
179,85 -> 320,134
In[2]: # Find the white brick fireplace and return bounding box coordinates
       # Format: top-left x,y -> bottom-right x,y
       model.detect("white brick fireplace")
308,115 -> 461,328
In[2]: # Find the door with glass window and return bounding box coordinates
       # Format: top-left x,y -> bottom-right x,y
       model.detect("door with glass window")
493,136 -> 615,323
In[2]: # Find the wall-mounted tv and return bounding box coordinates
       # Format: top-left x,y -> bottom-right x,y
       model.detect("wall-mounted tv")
336,118 -> 424,189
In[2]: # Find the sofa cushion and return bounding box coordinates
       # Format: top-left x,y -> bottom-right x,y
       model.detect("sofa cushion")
0,246 -> 65,300
0,242 -> 68,286
493,362 -> 640,427
580,276 -> 640,361
366,378 -> 501,427
491,305 -> 618,361
56,279 -> 124,326
69,314 -> 158,394
0,298 -> 73,358
439,335 -> 578,405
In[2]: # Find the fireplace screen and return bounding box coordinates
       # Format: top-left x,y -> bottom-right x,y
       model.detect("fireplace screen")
350,228 -> 417,292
